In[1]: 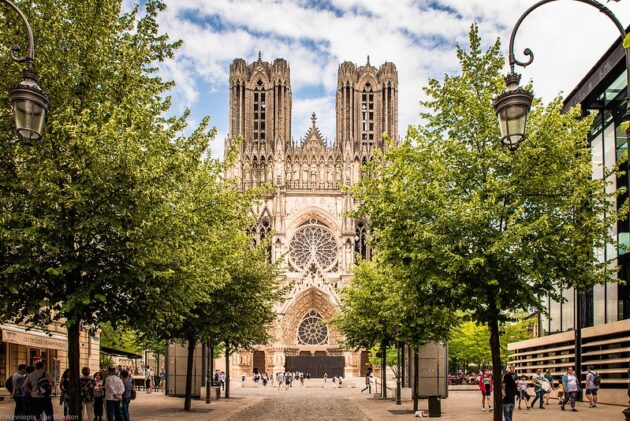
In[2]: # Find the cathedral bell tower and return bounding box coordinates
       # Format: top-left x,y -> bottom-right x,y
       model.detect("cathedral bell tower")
226,53 -> 292,187
335,56 -> 398,157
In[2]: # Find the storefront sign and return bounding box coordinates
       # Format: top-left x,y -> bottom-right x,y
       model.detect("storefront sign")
1,325 -> 67,350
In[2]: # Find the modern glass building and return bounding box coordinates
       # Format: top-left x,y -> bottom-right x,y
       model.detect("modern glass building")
509,31 -> 630,405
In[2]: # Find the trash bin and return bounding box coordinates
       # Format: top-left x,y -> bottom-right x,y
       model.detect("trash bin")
428,396 -> 441,417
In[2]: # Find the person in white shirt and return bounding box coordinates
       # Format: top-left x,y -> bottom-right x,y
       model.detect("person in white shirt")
144,365 -> 153,394
105,367 -> 124,421
561,367 -> 580,412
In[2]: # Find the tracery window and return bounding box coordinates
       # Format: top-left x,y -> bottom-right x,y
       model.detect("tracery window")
254,80 -> 266,142
361,83 -> 374,143
251,215 -> 271,247
355,220 -> 368,260
298,311 -> 328,345
289,221 -> 337,272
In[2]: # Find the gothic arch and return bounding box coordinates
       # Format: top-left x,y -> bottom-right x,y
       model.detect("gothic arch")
281,287 -> 338,346
287,207 -> 340,235
357,74 -> 378,92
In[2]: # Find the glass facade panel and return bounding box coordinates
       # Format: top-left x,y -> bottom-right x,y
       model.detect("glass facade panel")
591,134 -> 603,181
548,295 -> 561,334
593,283 -> 605,325
562,288 -> 574,331
607,276 -> 618,323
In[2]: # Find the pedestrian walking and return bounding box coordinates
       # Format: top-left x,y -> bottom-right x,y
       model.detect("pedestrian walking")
361,373 -> 372,394
80,367 -> 96,421
93,372 -> 105,421
9,364 -> 27,418
323,373 -> 327,382
544,370 -> 554,405
556,381 -> 564,404
502,365 -> 518,421
585,365 -> 600,408
60,368 -> 71,416
21,366 -> 35,418
561,367 -> 580,412
530,368 -> 548,409
105,367 -> 124,421
121,370 -> 134,421
517,375 -> 530,410
23,361 -> 54,421
144,366 -> 152,394
478,369 -> 493,411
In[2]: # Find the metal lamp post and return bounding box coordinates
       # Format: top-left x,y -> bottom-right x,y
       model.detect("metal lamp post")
496,0 -> 630,404
494,0 -> 629,149
2,0 -> 48,144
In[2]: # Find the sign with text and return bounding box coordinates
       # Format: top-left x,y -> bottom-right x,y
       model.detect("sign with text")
1,326 -> 67,350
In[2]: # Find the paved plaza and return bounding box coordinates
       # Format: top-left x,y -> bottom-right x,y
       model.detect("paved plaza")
1,381 -> 628,420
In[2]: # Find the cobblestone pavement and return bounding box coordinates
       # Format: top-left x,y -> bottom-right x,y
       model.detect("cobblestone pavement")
1,382 -> 627,420
227,386 -> 368,421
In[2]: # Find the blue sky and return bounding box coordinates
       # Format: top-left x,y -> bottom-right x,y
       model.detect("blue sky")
131,0 -> 630,158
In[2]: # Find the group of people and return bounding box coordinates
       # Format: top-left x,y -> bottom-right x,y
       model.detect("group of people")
479,364 -> 601,421
8,362 -> 165,421
241,371 -> 317,389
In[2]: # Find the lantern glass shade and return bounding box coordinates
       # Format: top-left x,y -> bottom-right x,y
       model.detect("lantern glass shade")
8,74 -> 48,144
493,72 -> 533,151
497,103 -> 529,150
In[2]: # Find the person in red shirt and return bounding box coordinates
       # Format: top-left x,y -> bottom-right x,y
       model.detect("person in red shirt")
478,370 -> 493,411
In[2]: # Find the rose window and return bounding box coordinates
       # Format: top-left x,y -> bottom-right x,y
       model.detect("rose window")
289,223 -> 337,272
297,311 -> 328,345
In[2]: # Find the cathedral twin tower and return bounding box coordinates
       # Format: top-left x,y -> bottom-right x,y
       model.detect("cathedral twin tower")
226,54 -> 398,189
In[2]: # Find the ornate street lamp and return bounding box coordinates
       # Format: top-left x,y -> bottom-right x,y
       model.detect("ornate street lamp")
495,0 -> 630,152
493,72 -> 533,151
2,0 -> 48,144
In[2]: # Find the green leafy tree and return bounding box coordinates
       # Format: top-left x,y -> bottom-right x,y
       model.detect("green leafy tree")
351,25 -> 622,421
0,1 -> 217,418
448,315 -> 534,371
334,259 -> 456,401
209,236 -> 286,398
334,260 -> 400,397
100,322 -> 142,355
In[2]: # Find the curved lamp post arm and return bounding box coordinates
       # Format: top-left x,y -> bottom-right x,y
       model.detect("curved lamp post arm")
1,0 -> 35,66
508,0 -> 629,117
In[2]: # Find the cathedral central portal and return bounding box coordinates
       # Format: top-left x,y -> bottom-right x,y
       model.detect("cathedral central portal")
224,54 -> 398,379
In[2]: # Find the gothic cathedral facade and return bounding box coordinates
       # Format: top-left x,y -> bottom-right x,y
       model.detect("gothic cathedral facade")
225,54 -> 398,378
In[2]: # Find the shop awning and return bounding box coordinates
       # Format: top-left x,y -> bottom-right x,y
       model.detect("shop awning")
100,346 -> 142,359
0,324 -> 67,350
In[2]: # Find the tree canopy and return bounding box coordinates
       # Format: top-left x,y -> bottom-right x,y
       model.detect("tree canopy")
350,24 -> 623,421
0,1 -> 235,418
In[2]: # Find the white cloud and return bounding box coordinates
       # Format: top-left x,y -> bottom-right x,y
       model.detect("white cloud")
155,0 -> 630,159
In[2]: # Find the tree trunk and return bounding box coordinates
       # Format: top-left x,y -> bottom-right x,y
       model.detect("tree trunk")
225,341 -> 231,398
413,346 -> 419,412
210,340 -> 216,400
67,321 -> 83,421
184,337 -> 196,411
205,341 -> 211,404
488,317 -> 502,421
381,337 -> 387,399
395,340 -> 401,405
400,342 -> 405,389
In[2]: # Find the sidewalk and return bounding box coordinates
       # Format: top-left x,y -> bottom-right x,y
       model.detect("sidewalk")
351,390 -> 627,421
1,388 -> 626,420
0,391 -> 262,421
